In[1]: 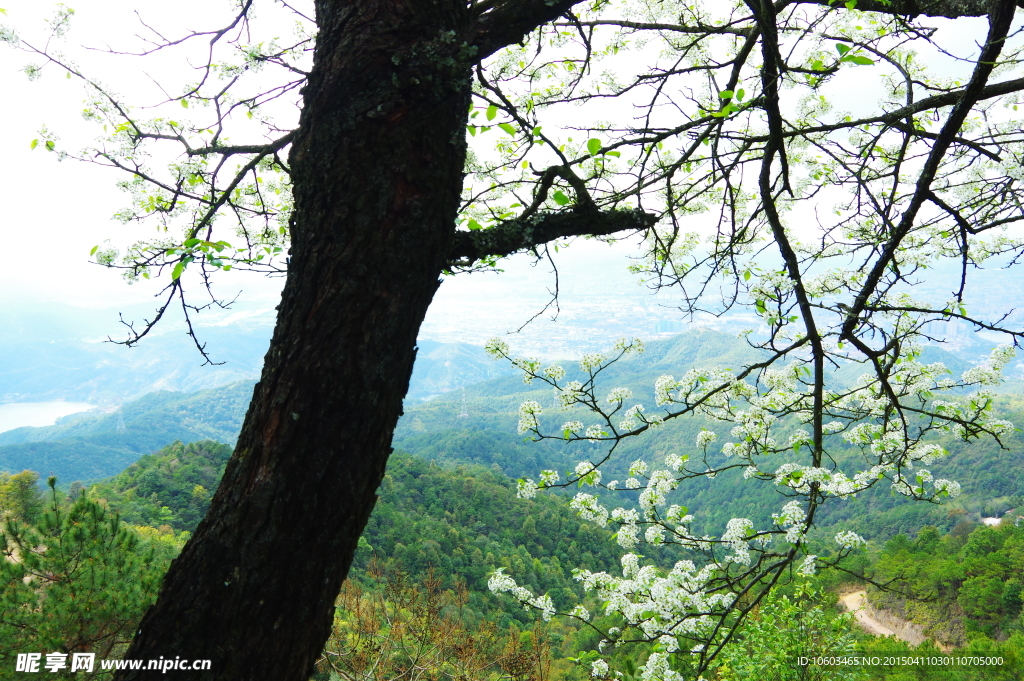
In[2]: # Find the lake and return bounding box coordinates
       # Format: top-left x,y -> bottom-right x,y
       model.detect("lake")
0,402 -> 96,435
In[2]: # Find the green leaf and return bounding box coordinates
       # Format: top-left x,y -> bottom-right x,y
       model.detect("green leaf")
171,262 -> 185,281
486,104 -> 498,121
845,0 -> 857,7
587,138 -> 602,156
552,190 -> 570,206
743,270 -> 751,282
835,43 -> 851,55
605,150 -> 620,157
29,139 -> 38,150
845,55 -> 874,65
736,88 -> 745,101
719,90 -> 734,100
467,125 -> 477,136
180,98 -> 189,108
183,238 -> 201,248
45,140 -> 55,151
755,300 -> 767,314
467,219 -> 483,231
498,122 -> 516,136
89,245 -> 99,256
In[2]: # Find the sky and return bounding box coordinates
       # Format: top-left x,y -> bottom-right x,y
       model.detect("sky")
0,2 -> 1011,353
0,0 -> 663,344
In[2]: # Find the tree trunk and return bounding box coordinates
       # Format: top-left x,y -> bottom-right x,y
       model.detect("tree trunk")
118,2 -> 472,678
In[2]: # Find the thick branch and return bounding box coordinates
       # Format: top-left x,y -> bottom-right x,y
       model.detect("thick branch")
447,208 -> 658,267
794,0 -> 1024,18
469,0 -> 587,60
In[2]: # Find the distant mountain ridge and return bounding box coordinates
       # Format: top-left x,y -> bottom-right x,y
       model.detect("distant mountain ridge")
0,337 -> 515,481
3,328 -> 1020,538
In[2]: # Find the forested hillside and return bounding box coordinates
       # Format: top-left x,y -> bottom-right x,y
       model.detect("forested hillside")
395,331 -> 1023,539
4,330 -> 1021,538
4,437 -> 1022,681
0,382 -> 251,482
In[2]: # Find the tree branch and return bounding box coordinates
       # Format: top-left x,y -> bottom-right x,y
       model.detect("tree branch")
793,0 -> 1024,18
469,0 -> 587,61
447,208 -> 658,267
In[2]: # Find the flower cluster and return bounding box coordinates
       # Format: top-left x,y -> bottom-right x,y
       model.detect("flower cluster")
696,429 -> 717,447
575,461 -> 602,486
772,500 -> 807,544
516,478 -> 539,499
607,387 -> 633,403
487,569 -> 556,620
487,329 -> 1010,680
517,400 -> 542,434
484,338 -> 509,359
558,381 -> 585,409
834,530 -> 866,549
544,364 -> 566,380
539,469 -> 560,486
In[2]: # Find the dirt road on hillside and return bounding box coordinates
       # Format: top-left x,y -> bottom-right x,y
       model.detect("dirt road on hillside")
840,590 -> 895,637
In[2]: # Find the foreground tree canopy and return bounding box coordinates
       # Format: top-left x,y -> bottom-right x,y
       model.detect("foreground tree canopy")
4,0 -> 1024,678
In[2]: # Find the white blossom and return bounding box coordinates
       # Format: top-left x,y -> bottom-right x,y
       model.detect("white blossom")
517,400 -> 542,434
559,381 -> 585,409
645,525 -> 666,544
570,604 -> 591,621
484,338 -> 509,359
517,478 -> 539,499
654,375 -> 681,406
539,470 -> 560,486
562,420 -> 584,434
640,652 -> 684,681
696,430 -> 717,448
575,461 -> 602,485
571,493 -> 609,527
544,364 -> 566,380
834,530 -> 866,549
664,453 -> 685,471
607,387 -> 633,403
628,460 -> 649,477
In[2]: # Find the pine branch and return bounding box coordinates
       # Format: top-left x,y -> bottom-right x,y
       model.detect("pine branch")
447,207 -> 657,267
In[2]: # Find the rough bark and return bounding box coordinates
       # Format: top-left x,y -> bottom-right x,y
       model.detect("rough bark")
118,1 -> 474,678
114,0 -> 654,677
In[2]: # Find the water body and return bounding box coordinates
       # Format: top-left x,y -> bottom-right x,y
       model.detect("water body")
0,402 -> 96,435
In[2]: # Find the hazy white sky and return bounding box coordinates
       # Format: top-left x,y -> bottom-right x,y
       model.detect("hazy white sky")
0,1 -> 1001,329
